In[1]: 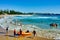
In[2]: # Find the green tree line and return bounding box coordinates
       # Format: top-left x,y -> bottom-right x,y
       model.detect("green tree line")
0,10 -> 33,15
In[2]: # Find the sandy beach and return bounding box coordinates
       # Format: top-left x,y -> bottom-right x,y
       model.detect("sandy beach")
0,27 -> 54,40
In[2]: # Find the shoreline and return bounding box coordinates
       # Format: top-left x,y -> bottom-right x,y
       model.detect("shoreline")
0,15 -> 33,17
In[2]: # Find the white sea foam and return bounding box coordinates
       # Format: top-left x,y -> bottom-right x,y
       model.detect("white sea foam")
13,16 -> 58,19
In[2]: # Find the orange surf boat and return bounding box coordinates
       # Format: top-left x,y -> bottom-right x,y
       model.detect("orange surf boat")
17,31 -> 32,37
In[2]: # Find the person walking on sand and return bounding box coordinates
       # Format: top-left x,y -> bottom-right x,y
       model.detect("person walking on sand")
33,30 -> 36,37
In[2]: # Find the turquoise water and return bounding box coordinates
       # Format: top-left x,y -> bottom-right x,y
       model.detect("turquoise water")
12,15 -> 60,29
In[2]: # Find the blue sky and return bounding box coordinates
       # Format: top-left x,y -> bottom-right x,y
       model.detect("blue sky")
0,0 -> 60,13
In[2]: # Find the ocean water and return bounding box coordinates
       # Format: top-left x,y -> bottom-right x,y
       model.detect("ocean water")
12,15 -> 60,29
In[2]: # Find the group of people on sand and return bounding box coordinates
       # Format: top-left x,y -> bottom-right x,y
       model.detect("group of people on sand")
14,29 -> 22,36
13,29 -> 36,37
6,27 -> 36,37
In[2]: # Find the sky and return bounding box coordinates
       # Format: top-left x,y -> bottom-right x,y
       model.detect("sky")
0,0 -> 60,13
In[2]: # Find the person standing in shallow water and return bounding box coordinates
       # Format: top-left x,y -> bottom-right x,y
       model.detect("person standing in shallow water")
33,30 -> 36,37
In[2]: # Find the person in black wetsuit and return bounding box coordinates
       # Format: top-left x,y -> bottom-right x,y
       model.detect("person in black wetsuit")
26,30 -> 29,33
33,30 -> 36,37
6,27 -> 9,33
19,29 -> 22,35
14,29 -> 16,36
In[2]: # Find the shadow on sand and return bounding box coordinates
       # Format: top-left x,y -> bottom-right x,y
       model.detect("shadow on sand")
4,34 -> 18,38
5,35 -> 14,37
0,32 -> 6,34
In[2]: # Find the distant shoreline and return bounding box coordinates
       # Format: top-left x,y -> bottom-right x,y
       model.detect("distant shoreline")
0,14 -> 33,18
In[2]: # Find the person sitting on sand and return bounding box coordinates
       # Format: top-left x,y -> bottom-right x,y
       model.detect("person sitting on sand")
14,29 -> 16,36
19,29 -> 22,35
33,30 -> 36,37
